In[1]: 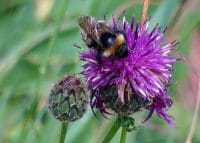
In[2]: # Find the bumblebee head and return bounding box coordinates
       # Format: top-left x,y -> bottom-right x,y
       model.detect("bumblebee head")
100,33 -> 115,48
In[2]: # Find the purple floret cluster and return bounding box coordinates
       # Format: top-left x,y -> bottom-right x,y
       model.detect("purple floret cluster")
80,16 -> 178,127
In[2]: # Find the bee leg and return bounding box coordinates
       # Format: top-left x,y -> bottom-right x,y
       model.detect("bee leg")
110,55 -> 115,64
96,50 -> 102,64
73,44 -> 82,49
96,54 -> 102,64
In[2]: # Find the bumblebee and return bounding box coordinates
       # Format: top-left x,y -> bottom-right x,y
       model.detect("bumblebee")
78,16 -> 128,60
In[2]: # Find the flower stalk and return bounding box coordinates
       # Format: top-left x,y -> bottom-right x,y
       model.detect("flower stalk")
120,128 -> 127,143
59,123 -> 68,143
185,78 -> 200,143
141,0 -> 150,24
101,116 -> 136,143
102,118 -> 120,143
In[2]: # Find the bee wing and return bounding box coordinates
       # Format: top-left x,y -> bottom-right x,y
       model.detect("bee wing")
78,16 -> 113,45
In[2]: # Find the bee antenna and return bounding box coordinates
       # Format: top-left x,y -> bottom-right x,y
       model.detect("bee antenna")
73,44 -> 82,49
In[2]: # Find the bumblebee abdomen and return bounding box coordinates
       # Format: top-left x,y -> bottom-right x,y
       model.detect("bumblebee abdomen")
115,33 -> 126,46
116,44 -> 128,58
102,46 -> 117,57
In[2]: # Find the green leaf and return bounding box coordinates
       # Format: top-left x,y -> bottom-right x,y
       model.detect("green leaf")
149,0 -> 181,30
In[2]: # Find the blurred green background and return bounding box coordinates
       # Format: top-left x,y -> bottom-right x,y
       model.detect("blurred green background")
0,0 -> 200,143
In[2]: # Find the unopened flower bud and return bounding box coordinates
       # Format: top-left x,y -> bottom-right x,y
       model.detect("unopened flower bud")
48,75 -> 88,123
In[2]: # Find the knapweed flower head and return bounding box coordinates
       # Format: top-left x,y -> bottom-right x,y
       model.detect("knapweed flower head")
80,16 -> 178,127
48,75 -> 88,123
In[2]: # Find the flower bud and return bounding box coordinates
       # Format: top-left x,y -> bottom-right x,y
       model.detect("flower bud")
48,75 -> 88,123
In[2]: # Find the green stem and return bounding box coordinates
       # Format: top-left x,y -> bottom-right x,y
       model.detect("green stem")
59,123 -> 68,143
40,0 -> 69,75
101,118 -> 120,143
141,0 -> 150,24
120,127 -> 127,143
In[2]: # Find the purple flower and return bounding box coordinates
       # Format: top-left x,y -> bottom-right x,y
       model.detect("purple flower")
80,16 -> 178,127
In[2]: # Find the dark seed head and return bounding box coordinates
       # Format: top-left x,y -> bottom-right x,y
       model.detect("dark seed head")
48,75 -> 88,123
